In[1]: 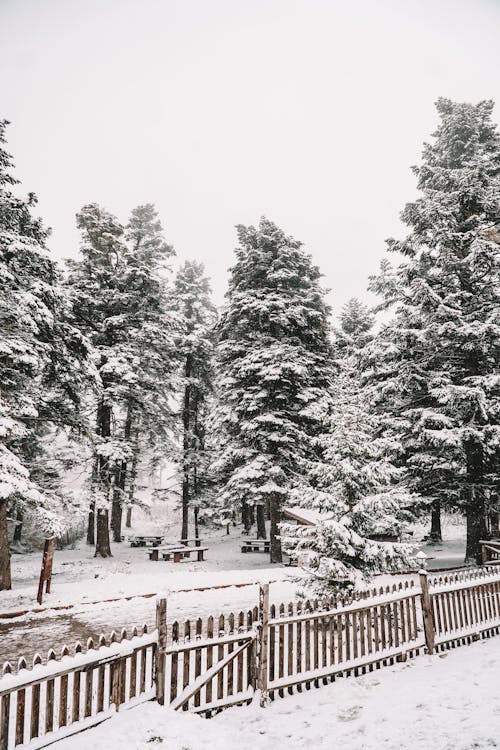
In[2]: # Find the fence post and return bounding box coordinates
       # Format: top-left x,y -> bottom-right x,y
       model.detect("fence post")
257,584 -> 270,706
156,597 -> 167,705
419,571 -> 435,654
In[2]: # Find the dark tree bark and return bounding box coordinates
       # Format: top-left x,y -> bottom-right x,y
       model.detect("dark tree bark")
429,499 -> 442,543
125,428 -> 139,530
256,504 -> 266,539
464,439 -> 487,564
194,505 -> 199,541
181,354 -> 192,542
0,499 -> 11,590
269,495 -> 282,563
491,511 -> 499,537
94,399 -> 112,557
13,510 -> 23,543
241,501 -> 251,534
95,508 -> 112,558
87,501 -> 95,545
111,405 -> 133,543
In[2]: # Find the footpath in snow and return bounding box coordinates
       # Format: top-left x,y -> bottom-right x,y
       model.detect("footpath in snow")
56,637 -> 500,750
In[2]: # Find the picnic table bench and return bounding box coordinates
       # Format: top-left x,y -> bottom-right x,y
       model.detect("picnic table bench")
148,545 -> 208,562
129,535 -> 164,547
241,538 -> 270,553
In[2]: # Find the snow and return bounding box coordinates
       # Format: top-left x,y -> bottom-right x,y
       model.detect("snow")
55,636 -> 500,750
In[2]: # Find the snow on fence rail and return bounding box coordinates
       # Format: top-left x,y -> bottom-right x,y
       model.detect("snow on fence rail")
427,566 -> 500,649
2,565 -> 500,748
0,626 -> 156,750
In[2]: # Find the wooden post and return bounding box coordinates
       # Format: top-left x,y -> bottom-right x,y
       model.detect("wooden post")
37,538 -> 55,605
257,584 -> 270,706
156,597 -> 167,705
419,571 -> 435,654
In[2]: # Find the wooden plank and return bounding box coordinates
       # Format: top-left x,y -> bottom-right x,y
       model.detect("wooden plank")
29,655 -> 42,740
217,615 -> 224,702
237,612 -> 245,694
419,572 -> 435,654
183,620 -> 191,711
170,621 -> 179,704
269,605 -> 276,686
257,584 -> 269,704
279,604 -> 285,681
156,598 -> 167,706
194,618 -> 203,707
15,686 -> 25,746
1,677 -> 10,750
337,613 -> 343,664
296,602 -> 303,676
287,603 -> 294,678
206,616 -> 214,705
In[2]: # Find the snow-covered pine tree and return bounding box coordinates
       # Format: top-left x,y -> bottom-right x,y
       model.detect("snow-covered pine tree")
215,218 -> 333,562
281,359 -> 416,593
115,204 -> 178,537
174,261 -> 217,541
68,203 -> 177,554
367,98 -> 500,563
335,297 -> 374,355
0,120 -> 94,588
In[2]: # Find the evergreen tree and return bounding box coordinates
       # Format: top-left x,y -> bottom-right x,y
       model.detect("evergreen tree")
174,261 -> 216,541
335,297 -> 374,354
367,98 -> 500,563
67,203 -> 177,555
0,120 -> 93,588
214,218 -> 333,562
282,362 -> 416,593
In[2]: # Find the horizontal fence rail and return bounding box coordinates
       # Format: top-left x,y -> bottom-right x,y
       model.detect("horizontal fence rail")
2,564 -> 500,748
0,626 -> 155,750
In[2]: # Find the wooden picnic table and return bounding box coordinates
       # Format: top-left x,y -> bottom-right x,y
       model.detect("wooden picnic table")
148,545 -> 208,563
129,534 -> 164,547
241,538 -> 270,553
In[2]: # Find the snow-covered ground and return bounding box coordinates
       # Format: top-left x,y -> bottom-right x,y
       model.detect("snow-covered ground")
0,514 -> 467,665
56,636 -> 500,750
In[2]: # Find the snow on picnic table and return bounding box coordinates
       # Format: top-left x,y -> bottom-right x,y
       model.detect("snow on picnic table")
56,636 -> 500,750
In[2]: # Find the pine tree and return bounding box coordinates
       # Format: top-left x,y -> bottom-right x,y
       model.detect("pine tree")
282,362 -> 416,593
367,98 -> 500,563
174,261 -> 216,541
335,297 -> 374,354
0,120 -> 93,588
215,218 -> 333,562
67,203 -> 177,554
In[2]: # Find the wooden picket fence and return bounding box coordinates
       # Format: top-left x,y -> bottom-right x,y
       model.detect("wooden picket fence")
2,565 -> 500,748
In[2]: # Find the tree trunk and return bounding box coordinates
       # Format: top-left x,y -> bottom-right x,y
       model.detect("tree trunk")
181,355 -> 192,542
0,499 -> 12,590
429,499 -> 442,543
125,427 -> 139,530
13,510 -> 23,543
269,495 -> 282,563
87,501 -> 95,545
256,504 -> 266,539
111,485 -> 123,543
465,500 -> 487,564
95,508 -> 112,558
194,505 -> 199,541
464,439 -> 487,564
94,399 -> 112,557
241,501 -> 251,534
491,511 -> 499,537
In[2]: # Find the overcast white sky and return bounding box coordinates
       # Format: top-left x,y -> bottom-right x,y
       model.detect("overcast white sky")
1,0 -> 500,316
